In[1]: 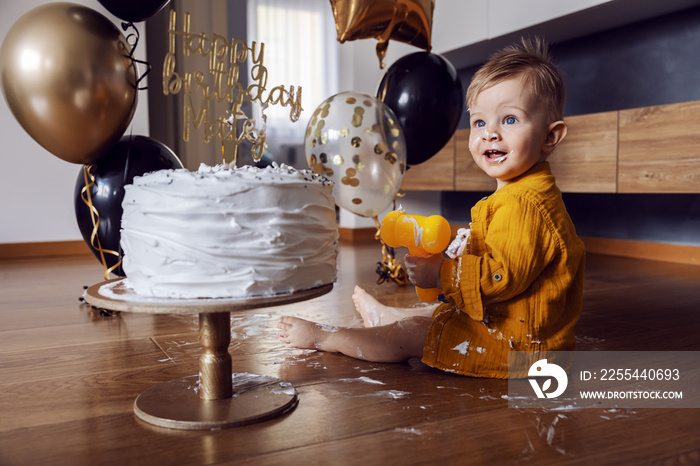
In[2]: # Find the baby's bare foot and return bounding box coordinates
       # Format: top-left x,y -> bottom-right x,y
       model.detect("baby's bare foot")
352,285 -> 382,327
352,285 -> 438,327
277,316 -> 333,350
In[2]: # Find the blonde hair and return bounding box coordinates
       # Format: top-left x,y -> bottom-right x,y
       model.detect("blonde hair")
466,38 -> 565,122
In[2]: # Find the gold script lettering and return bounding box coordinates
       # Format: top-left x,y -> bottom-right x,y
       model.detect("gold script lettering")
162,9 -> 303,164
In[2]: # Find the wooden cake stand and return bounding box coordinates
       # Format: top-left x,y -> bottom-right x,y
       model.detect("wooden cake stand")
84,278 -> 332,430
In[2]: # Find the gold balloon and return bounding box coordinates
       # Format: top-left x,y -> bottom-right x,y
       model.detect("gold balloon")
0,3 -> 138,164
329,0 -> 434,67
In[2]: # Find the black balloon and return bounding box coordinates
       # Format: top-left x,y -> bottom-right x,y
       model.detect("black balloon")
74,135 -> 183,276
98,0 -> 171,22
377,52 -> 464,166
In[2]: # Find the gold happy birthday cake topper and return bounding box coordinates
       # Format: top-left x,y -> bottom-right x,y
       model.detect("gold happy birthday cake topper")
162,10 -> 303,164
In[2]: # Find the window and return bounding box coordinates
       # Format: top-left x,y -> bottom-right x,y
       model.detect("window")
247,0 -> 339,160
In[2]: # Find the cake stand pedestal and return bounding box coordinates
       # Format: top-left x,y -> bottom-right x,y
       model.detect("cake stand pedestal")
84,279 -> 332,430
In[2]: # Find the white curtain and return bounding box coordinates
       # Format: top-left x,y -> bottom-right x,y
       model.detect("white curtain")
247,0 -> 339,162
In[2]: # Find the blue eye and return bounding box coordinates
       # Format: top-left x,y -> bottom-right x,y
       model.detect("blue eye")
474,120 -> 485,128
504,116 -> 517,125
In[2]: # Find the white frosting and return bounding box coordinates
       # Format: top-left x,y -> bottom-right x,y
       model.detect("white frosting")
446,227 -> 471,259
120,163 -> 338,298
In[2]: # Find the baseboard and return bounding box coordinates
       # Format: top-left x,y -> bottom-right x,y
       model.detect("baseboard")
580,236 -> 699,266
338,227 -> 378,243
0,240 -> 92,260
336,226 -> 700,266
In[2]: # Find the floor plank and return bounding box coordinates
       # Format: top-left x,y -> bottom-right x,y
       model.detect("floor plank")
0,241 -> 699,465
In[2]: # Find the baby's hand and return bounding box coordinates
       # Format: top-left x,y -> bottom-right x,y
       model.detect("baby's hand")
404,254 -> 443,290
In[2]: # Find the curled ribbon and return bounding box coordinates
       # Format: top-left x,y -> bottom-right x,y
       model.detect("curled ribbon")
375,2 -> 409,69
121,21 -> 151,90
81,165 -> 122,280
374,216 -> 409,286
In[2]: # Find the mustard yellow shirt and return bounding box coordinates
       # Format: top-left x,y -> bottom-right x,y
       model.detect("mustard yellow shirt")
422,162 -> 586,378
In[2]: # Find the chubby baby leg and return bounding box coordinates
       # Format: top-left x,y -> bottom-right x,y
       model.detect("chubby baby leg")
277,315 -> 432,363
352,285 -> 438,327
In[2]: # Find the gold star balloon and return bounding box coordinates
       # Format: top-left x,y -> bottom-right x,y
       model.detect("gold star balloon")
329,0 -> 434,67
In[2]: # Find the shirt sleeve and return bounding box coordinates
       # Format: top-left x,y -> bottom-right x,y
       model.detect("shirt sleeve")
440,191 -> 558,322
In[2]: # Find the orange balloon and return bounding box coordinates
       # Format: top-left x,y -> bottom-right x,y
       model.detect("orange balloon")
329,0 -> 435,66
379,209 -> 451,301
380,209 -> 450,256
422,215 -> 451,254
379,209 -> 402,248
416,286 -> 441,302
395,214 -> 426,256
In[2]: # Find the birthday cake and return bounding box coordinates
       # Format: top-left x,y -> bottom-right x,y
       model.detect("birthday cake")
120,163 -> 338,298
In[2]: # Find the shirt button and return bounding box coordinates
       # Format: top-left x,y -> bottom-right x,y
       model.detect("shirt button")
493,273 -> 502,281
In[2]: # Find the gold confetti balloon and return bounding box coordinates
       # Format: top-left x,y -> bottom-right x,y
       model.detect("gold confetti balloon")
305,91 -> 406,217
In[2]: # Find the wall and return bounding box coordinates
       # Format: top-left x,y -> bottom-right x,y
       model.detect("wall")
4,1 -> 699,244
444,5 -> 700,246
436,0 -> 700,69
0,0 -> 150,244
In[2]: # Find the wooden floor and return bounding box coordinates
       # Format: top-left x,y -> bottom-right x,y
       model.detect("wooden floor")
1,241 -> 699,465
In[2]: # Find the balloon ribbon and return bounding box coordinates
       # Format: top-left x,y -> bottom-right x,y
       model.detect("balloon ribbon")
81,165 -> 122,280
375,2 -> 409,69
121,22 -> 151,90
374,216 -> 409,286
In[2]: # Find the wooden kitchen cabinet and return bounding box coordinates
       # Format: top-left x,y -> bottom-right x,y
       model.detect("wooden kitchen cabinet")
401,100 -> 700,194
550,111 -> 618,193
618,101 -> 700,193
400,136 -> 456,191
